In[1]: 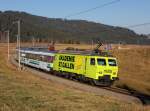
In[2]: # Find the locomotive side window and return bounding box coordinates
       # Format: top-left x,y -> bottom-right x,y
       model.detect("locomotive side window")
90,58 -> 95,65
97,59 -> 106,66
108,59 -> 117,66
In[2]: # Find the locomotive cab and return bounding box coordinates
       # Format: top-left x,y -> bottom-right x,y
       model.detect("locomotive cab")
85,56 -> 118,86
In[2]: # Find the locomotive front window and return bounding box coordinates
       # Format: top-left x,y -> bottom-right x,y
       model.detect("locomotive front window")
108,59 -> 117,66
97,59 -> 106,66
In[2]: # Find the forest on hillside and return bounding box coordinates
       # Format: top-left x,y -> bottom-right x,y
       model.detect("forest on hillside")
0,11 -> 149,44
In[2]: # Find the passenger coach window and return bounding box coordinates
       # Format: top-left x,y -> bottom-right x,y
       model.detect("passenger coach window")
47,56 -> 54,63
90,58 -> 95,65
108,59 -> 117,66
97,59 -> 106,66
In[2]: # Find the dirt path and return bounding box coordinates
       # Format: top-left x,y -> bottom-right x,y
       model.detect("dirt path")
10,55 -> 142,105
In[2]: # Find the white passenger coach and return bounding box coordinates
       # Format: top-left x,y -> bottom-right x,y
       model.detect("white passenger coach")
18,48 -> 55,71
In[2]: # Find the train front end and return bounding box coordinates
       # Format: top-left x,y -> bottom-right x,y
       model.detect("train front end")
95,56 -> 118,86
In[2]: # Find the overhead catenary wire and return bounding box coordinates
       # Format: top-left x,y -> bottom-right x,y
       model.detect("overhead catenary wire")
93,22 -> 150,34
125,22 -> 150,28
65,0 -> 121,18
64,0 -> 150,30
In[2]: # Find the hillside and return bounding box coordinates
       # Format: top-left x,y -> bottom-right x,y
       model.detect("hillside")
147,34 -> 150,39
0,11 -> 149,44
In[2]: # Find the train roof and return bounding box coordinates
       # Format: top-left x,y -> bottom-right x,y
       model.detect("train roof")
19,47 -> 56,56
57,50 -> 113,57
19,47 -> 113,57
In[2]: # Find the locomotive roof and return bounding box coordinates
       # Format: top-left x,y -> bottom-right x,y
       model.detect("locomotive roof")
57,50 -> 113,57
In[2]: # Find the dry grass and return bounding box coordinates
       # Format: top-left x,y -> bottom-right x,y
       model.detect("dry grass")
112,47 -> 150,95
0,43 -> 150,111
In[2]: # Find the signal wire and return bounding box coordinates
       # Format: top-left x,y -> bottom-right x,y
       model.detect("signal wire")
65,0 -> 121,18
96,22 -> 150,34
125,22 -> 150,28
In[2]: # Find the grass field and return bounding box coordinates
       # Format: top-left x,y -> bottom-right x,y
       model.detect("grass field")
112,47 -> 150,95
0,43 -> 150,111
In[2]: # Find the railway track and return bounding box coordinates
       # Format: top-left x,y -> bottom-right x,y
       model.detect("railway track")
100,83 -> 150,105
101,86 -> 131,95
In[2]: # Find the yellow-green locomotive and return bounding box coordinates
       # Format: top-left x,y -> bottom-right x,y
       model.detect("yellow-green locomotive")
53,50 -> 118,86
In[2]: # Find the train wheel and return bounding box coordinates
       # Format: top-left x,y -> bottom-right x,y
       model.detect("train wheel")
89,79 -> 97,86
77,75 -> 83,82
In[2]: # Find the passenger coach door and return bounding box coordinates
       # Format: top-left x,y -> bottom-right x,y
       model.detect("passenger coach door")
85,57 -> 97,79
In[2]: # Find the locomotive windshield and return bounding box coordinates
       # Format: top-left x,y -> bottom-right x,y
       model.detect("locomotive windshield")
108,59 -> 117,66
97,59 -> 106,66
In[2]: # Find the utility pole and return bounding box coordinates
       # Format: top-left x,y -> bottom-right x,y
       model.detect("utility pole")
13,20 -> 21,70
18,20 -> 21,70
4,30 -> 10,63
7,30 -> 10,63
91,40 -> 94,50
32,36 -> 35,47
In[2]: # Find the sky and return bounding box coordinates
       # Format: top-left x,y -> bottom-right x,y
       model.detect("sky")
0,0 -> 150,34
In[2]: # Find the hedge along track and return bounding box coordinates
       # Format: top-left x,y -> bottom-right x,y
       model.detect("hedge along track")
10,55 -> 145,105
100,86 -> 150,105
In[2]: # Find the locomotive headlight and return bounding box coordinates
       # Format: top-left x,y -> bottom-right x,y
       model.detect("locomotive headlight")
99,72 -> 102,74
113,72 -> 116,75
